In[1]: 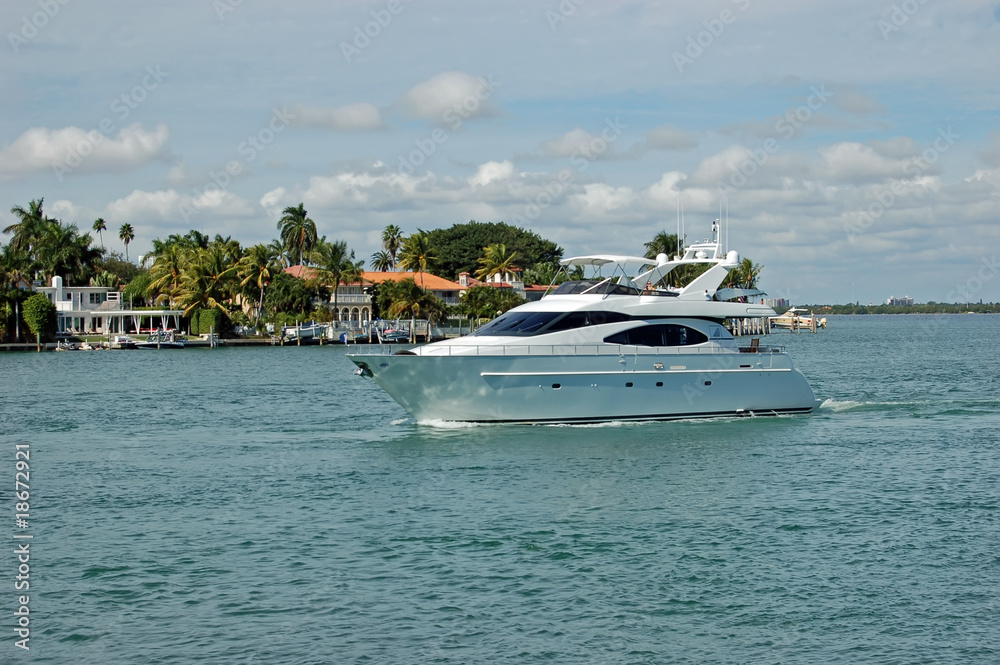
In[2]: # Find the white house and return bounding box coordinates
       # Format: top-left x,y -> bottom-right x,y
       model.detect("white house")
34,276 -> 183,336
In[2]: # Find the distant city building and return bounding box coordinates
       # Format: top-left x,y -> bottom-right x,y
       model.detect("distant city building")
886,295 -> 914,306
763,298 -> 789,308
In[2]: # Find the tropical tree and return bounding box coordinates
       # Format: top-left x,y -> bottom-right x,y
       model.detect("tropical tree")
22,293 -> 56,341
278,203 -> 318,267
642,230 -> 707,288
264,271 -> 314,316
425,220 -> 562,280
174,245 -> 237,316
521,261 -> 562,288
5,199 -> 48,258
0,243 -> 34,341
238,243 -> 280,325
459,284 -> 525,320
93,218 -> 107,249
643,231 -> 679,260
309,239 -> 363,322
119,223 -> 135,262
722,258 -> 763,291
397,230 -> 439,288
89,271 -> 118,288
474,243 -> 518,282
35,221 -> 102,284
148,243 -> 189,307
370,250 -> 393,272
380,278 -> 448,339
381,224 -> 403,269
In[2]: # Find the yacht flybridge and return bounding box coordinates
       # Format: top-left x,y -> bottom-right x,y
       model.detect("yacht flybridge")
349,229 -> 820,424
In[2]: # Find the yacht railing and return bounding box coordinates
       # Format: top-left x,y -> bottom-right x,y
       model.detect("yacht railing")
349,343 -> 786,357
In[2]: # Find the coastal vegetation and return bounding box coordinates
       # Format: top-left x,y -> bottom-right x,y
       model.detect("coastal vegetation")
8,196 -> 993,342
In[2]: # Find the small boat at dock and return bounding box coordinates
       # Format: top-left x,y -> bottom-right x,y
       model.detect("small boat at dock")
136,330 -> 186,349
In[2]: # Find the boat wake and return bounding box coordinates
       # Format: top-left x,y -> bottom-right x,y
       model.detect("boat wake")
819,398 -> 916,413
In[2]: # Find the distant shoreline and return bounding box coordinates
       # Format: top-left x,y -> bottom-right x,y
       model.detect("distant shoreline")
780,306 -> 1000,315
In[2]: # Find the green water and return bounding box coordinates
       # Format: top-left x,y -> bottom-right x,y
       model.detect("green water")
2,315 -> 998,663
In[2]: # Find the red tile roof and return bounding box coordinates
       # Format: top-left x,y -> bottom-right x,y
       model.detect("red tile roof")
283,266 -> 465,291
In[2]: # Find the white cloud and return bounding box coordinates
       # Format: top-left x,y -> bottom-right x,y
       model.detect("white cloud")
0,124 -> 169,177
815,142 -> 917,183
290,102 -> 383,131
104,188 -> 254,224
396,71 -> 499,122
469,160 -> 514,187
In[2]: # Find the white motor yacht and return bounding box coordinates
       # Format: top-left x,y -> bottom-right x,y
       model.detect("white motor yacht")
349,232 -> 820,424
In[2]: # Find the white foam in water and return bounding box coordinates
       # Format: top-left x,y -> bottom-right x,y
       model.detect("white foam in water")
416,419 -> 490,429
820,398 -> 864,412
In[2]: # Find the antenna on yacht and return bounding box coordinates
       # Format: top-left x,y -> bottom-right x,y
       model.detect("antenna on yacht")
680,198 -> 685,257
676,196 -> 681,259
725,197 -> 729,253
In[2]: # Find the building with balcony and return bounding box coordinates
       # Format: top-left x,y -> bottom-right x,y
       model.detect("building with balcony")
35,276 -> 183,336
886,295 -> 914,306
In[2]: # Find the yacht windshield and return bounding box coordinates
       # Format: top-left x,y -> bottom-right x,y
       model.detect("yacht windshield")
472,311 -> 563,336
473,310 -> 635,336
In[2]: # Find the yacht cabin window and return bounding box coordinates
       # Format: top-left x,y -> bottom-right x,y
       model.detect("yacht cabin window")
603,324 -> 709,347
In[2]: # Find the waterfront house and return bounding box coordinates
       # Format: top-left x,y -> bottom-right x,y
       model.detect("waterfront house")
35,276 -> 183,336
283,266 -> 467,323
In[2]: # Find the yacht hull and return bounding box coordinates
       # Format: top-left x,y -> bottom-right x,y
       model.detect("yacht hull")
349,351 -> 820,423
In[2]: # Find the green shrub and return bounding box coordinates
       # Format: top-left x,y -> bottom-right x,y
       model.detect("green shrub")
22,293 -> 57,341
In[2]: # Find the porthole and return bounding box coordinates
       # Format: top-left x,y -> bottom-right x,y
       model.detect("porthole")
626,382 -> 634,387
552,383 -> 561,389
656,381 -> 663,387
704,380 -> 712,386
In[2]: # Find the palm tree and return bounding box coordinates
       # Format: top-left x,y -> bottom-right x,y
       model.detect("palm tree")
722,258 -> 763,291
277,203 -> 318,267
397,230 -> 439,288
370,250 -> 393,272
381,224 -> 403,269
309,239 -> 363,322
5,199 -> 47,255
119,223 -> 135,262
93,218 -> 107,249
382,278 -> 448,340
36,221 -> 102,284
643,231 -> 679,260
474,243 -> 518,282
238,244 -> 279,325
148,244 -> 189,307
174,246 -> 237,316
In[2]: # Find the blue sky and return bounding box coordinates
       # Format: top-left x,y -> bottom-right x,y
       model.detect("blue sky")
2,0 -> 999,304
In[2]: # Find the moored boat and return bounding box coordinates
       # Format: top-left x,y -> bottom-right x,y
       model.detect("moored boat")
136,330 -> 186,349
